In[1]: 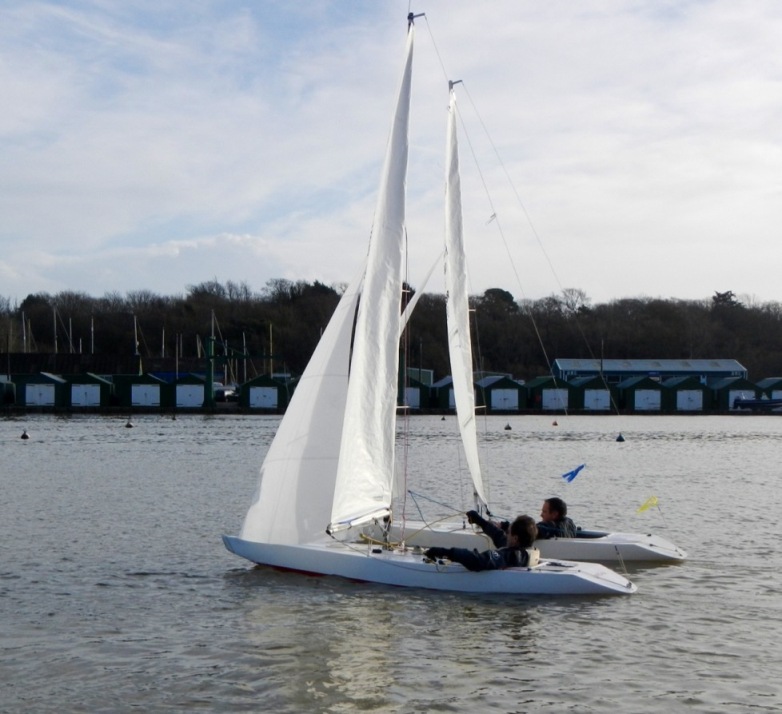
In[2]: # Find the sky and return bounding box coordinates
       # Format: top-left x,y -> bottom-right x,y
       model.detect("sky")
2,0 -> 781,307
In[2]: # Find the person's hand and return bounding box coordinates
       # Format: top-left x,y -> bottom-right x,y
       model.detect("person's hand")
425,547 -> 449,560
466,510 -> 480,524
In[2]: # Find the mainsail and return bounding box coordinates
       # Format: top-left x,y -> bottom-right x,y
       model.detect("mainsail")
328,25 -> 415,532
444,86 -> 488,510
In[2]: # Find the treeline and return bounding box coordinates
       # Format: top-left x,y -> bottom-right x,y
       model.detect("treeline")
2,282 -> 782,381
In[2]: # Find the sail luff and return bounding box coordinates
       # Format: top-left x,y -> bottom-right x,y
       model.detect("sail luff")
445,88 -> 488,510
328,27 -> 415,532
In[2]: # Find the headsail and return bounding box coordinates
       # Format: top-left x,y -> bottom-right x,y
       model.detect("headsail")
445,85 -> 488,511
328,24 -> 415,532
239,264 -> 364,545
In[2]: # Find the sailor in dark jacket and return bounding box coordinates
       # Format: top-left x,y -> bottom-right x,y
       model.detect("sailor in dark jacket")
424,515 -> 538,571
537,497 -> 577,539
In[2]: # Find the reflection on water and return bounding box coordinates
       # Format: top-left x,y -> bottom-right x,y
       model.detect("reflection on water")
227,565 -> 543,712
2,414 -> 782,712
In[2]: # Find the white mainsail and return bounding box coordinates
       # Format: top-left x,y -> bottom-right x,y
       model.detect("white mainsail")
327,26 -> 415,532
444,87 -> 488,510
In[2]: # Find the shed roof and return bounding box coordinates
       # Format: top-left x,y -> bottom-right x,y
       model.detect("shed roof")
661,376 -> 706,388
20,371 -> 67,384
617,375 -> 663,389
243,374 -> 286,387
554,358 -> 746,373
525,376 -> 570,389
710,376 -> 757,390
174,373 -> 207,384
476,375 -> 503,388
569,375 -> 610,388
476,375 -> 524,389
62,372 -> 113,385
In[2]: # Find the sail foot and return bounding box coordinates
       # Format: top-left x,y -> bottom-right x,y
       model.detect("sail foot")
327,507 -> 393,537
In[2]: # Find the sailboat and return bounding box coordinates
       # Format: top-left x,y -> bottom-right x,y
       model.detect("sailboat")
223,15 -> 636,595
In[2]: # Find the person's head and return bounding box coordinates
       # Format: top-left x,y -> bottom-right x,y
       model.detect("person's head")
540,497 -> 567,523
508,515 -> 538,548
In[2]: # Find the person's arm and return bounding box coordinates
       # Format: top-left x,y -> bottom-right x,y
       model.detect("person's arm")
466,510 -> 507,548
425,546 -> 505,572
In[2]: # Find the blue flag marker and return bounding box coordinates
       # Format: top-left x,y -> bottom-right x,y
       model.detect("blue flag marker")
561,464 -> 585,483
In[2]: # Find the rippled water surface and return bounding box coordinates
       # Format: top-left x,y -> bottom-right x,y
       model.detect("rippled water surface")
2,414 -> 781,712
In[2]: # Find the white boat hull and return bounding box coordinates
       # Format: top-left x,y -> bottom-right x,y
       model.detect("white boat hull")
222,535 -> 637,596
535,530 -> 686,562
363,522 -> 686,563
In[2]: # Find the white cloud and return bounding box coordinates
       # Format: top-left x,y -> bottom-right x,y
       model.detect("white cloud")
1,0 -> 781,306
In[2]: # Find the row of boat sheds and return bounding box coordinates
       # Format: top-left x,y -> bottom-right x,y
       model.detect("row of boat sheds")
2,358 -> 781,414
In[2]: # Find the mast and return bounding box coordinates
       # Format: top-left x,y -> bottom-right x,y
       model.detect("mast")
205,335 -> 215,410
268,323 -> 273,375
243,332 -> 247,383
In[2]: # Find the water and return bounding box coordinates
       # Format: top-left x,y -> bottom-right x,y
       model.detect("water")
2,413 -> 781,713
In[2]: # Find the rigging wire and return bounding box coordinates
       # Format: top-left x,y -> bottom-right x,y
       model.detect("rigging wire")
425,12 -> 619,415
418,17 -> 631,518
417,18 -> 626,509
458,81 -> 621,416
452,87 -> 561,397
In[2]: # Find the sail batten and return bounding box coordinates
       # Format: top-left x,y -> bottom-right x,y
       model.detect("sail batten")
445,88 -> 488,510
